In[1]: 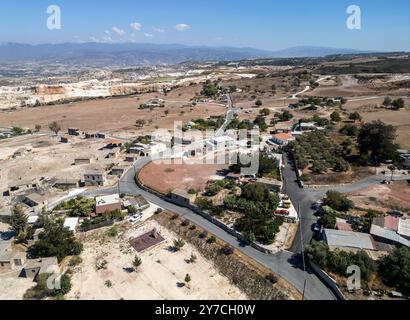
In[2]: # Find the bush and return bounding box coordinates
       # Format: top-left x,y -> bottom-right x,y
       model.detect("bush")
106,226 -> 118,238
173,238 -> 185,251
181,219 -> 190,227
379,247 -> 410,295
32,219 -> 83,262
69,256 -> 83,267
323,190 -> 354,212
207,236 -> 217,244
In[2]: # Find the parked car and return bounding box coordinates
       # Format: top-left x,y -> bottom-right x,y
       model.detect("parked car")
275,209 -> 289,216
312,223 -> 321,233
388,210 -> 404,217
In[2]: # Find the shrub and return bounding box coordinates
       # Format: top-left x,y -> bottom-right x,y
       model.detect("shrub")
379,247 -> 410,295
207,236 -> 217,244
173,238 -> 186,251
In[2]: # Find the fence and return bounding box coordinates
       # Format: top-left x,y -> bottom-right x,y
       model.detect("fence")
135,164 -> 274,254
307,258 -> 346,300
80,219 -> 114,233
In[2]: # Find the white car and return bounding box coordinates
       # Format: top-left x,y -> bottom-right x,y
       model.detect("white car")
129,214 -> 142,223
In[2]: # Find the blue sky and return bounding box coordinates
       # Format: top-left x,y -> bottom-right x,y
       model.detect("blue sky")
0,0 -> 409,51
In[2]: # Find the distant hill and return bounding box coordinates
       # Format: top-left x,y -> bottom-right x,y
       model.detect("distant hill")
0,42 -> 373,66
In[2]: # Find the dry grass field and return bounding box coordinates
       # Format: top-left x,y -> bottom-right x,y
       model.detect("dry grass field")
138,160 -> 227,194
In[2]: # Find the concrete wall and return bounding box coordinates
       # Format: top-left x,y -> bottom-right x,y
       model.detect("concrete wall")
307,258 -> 346,300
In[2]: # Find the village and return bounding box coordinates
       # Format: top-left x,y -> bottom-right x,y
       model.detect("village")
0,53 -> 409,301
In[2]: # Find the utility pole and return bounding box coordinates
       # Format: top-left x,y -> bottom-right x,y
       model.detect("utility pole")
298,202 -> 308,300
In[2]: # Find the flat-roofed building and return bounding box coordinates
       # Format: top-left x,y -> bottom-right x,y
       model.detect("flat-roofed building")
324,229 -> 376,253
95,194 -> 122,215
75,157 -> 93,165
53,179 -> 80,190
84,170 -> 106,186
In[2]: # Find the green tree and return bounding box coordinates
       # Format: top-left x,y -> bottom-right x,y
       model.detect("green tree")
305,241 -> 329,269
379,247 -> 410,295
330,111 -> 342,122
32,219 -> 83,262
340,124 -> 358,137
11,205 -> 28,236
255,99 -> 263,107
392,98 -> 405,110
278,110 -> 293,122
320,211 -> 337,229
201,80 -> 218,97
383,96 -> 392,107
348,112 -> 362,122
323,190 -> 354,212
133,256 -> 142,271
358,120 -> 399,164
48,121 -> 61,136
260,108 -> 271,116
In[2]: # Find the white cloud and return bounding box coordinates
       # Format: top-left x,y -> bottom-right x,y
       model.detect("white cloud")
104,30 -> 111,35
112,26 -> 126,36
175,24 -> 191,32
102,36 -> 114,43
130,22 -> 142,32
144,33 -> 153,38
153,27 -> 165,33
89,36 -> 100,43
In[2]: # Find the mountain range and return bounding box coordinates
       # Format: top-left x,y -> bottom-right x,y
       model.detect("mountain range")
0,42 -> 372,66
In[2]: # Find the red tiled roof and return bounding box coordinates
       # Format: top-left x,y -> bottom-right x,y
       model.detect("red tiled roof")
384,216 -> 400,231
273,133 -> 293,141
337,221 -> 353,232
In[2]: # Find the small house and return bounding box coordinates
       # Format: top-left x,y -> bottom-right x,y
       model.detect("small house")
22,257 -> 59,280
84,170 -> 106,187
270,133 -> 295,146
74,157 -> 93,165
110,166 -> 126,177
106,148 -> 121,159
95,194 -> 122,215
53,179 -> 80,190
23,193 -> 47,209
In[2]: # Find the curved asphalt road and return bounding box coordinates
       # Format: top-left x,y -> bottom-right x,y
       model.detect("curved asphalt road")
85,156 -> 336,300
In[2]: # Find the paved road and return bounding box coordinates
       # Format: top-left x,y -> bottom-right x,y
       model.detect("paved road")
215,94 -> 235,137
75,93 -> 337,300
282,153 -> 322,254
88,157 -> 334,300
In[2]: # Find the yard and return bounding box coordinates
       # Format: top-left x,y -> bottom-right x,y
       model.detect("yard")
67,219 -> 247,300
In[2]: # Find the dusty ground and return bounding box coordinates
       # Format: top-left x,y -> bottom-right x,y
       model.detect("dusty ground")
139,160 -> 227,194
0,273 -> 36,300
0,88 -> 226,135
67,220 -> 247,300
348,180 -> 410,213
0,133 -> 123,199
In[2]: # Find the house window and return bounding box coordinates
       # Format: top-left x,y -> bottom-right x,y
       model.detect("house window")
14,259 -> 22,266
